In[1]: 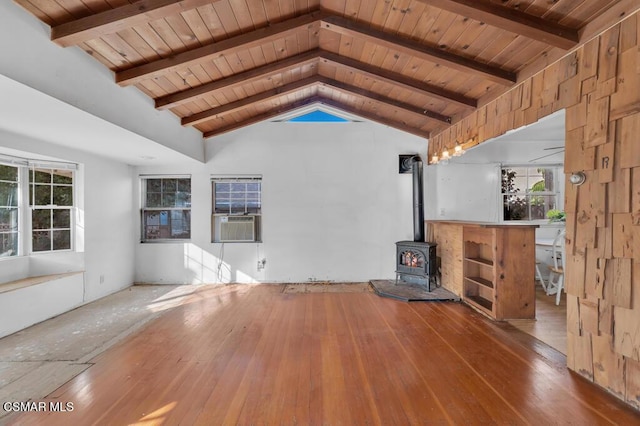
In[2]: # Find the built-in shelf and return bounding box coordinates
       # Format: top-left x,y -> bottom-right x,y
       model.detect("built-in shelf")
459,224 -> 536,320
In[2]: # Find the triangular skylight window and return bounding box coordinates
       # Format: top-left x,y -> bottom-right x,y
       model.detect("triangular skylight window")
287,110 -> 350,122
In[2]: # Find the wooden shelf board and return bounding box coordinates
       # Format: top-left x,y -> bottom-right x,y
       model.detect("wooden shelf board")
464,257 -> 494,267
464,276 -> 494,289
466,295 -> 493,313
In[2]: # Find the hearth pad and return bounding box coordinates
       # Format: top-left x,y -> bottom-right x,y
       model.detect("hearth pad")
370,280 -> 460,302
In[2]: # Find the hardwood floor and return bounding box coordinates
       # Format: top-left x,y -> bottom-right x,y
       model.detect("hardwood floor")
7,284 -> 639,425
508,285 -> 568,354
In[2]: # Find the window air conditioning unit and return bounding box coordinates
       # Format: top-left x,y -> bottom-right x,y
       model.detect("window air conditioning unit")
220,216 -> 255,242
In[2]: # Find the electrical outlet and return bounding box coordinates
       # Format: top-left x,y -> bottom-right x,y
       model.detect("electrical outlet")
257,258 -> 266,270
99,274 -> 105,284
440,208 -> 445,216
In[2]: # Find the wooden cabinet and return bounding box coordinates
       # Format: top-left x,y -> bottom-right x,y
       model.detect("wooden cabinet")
428,220 -> 537,320
463,225 -> 536,320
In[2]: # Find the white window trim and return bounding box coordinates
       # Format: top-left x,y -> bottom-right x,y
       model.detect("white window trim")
140,175 -> 192,243
500,164 -> 563,224
0,156 -> 78,257
211,176 -> 262,243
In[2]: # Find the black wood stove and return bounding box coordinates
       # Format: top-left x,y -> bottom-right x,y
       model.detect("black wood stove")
395,155 -> 438,291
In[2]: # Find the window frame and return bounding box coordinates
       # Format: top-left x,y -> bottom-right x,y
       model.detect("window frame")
29,167 -> 75,253
140,175 -> 192,243
0,163 -> 20,257
211,176 -> 262,243
500,164 -> 562,223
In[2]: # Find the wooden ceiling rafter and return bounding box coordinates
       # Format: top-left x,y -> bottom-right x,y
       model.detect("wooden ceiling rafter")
182,76 -> 319,126
413,0 -> 579,49
315,78 -> 451,124
181,74 -> 451,127
158,48 -> 474,119
202,95 -> 432,140
314,97 -> 432,139
50,0 -> 225,47
155,49 -> 321,110
319,51 -> 477,109
115,11 -> 522,88
320,15 -> 516,86
115,11 -> 325,86
201,95 -> 326,138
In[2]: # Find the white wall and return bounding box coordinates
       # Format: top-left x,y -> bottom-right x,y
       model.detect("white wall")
135,121 -> 427,284
0,1 -> 203,163
0,131 -> 137,302
425,163 -> 501,222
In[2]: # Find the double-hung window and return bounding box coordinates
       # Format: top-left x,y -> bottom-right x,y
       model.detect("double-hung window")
501,166 -> 560,221
0,157 -> 77,256
0,165 -> 19,256
141,176 -> 191,241
30,168 -> 74,252
211,177 -> 262,242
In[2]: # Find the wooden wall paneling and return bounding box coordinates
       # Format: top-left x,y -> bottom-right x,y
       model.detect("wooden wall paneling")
611,36 -> 640,121
575,173 -> 597,249
599,260 -> 615,335
595,221 -> 614,260
584,249 -> 605,299
619,114 -> 640,169
585,95 -> 610,147
557,75 -> 581,109
598,24 -> 621,82
579,296 -> 600,335
597,142 -> 615,183
626,356 -> 640,409
592,334 -> 626,399
567,293 -> 581,334
612,213 -> 634,258
565,96 -> 587,132
612,258 -> 632,308
614,305 -> 640,361
567,331 -> 594,379
633,168 -> 640,225
540,65 -> 559,107
431,224 -> 463,295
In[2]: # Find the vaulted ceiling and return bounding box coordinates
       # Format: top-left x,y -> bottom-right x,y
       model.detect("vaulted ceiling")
13,0 -> 624,140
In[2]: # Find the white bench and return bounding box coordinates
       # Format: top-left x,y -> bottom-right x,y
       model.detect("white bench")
0,272 -> 84,338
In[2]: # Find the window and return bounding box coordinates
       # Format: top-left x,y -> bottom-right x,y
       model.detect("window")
212,177 -> 261,242
141,176 -> 191,241
0,165 -> 19,256
30,168 -> 74,252
502,166 -> 560,221
0,157 -> 77,257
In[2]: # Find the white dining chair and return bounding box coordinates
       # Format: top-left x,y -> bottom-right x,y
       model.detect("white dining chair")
546,229 -> 566,305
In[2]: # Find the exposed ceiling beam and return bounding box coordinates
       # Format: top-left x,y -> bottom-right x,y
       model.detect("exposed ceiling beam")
315,78 -> 451,124
321,15 -> 516,85
157,49 -> 474,112
156,50 -> 320,110
116,11 -> 324,86
182,77 -> 319,126
183,75 -> 451,127
414,0 -> 578,49
319,51 -> 477,109
202,95 -> 432,139
203,96 -> 325,138
118,11 -> 520,89
317,98 -> 431,139
50,0 -> 223,47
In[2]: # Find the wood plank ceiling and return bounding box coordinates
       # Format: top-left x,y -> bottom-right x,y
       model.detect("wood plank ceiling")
13,0 -> 621,140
